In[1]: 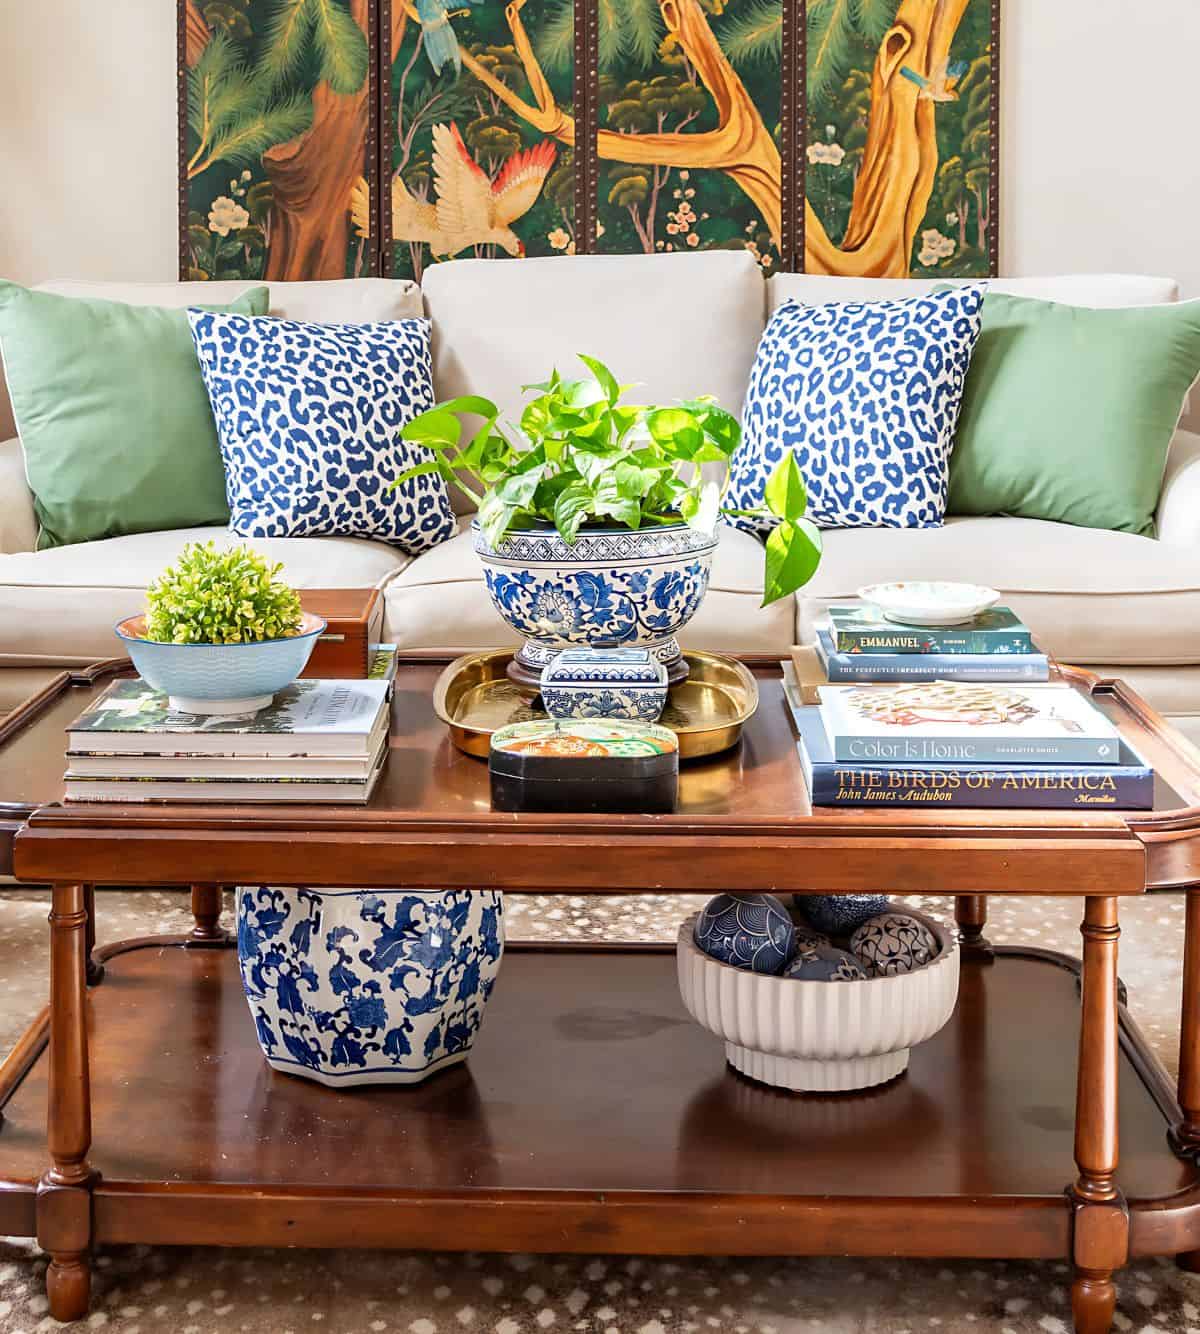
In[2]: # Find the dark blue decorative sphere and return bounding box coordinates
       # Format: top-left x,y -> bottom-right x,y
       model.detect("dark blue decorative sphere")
694,893 -> 795,974
850,912 -> 938,977
783,943 -> 867,982
794,894 -> 891,937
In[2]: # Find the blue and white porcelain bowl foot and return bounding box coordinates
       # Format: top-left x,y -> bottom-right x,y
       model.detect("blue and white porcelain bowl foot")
517,635 -> 686,686
237,887 -> 505,1088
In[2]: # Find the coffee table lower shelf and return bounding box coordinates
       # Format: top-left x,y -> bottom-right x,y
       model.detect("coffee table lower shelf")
3,940 -> 1200,1279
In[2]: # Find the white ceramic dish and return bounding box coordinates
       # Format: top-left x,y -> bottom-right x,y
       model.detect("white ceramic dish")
676,908 -> 959,1092
858,581 -> 1001,627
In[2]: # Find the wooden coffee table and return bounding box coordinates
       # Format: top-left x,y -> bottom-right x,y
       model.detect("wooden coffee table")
3,656 -> 1200,1333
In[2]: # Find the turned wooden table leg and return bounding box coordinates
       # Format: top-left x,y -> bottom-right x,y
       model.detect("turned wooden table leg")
955,894 -> 990,954
84,885 -> 103,986
1069,895 -> 1128,1334
36,883 -> 96,1323
187,883 -> 229,947
1173,886 -> 1200,1267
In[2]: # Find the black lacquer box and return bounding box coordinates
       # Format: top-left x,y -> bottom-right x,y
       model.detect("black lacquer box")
488,719 -> 679,813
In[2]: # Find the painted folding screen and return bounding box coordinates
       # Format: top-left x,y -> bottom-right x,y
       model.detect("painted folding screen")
180,0 -> 381,281
180,0 -> 997,281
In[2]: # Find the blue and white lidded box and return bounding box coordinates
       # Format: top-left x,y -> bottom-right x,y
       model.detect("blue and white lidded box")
540,647 -> 669,722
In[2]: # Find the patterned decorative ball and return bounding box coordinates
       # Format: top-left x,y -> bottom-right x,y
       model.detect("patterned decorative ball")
849,912 -> 938,977
783,943 -> 867,983
794,894 -> 891,937
694,893 -> 795,975
790,924 -> 833,953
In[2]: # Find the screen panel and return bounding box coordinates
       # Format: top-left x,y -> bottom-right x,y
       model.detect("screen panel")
179,0 -> 380,281
380,0 -> 577,280
589,0 -> 786,274
802,0 -> 998,277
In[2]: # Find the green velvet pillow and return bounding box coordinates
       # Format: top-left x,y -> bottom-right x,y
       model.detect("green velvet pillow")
0,282 -> 269,548
947,292 -> 1200,536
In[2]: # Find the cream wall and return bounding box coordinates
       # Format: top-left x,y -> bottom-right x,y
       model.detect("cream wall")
0,0 -> 1197,299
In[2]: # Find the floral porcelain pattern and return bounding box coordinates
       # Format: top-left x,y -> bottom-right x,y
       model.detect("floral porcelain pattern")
237,887 -> 504,1086
474,523 -> 718,678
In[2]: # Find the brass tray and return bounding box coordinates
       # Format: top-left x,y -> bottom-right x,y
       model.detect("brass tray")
433,650 -> 759,760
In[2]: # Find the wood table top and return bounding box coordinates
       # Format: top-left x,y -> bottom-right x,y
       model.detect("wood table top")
5,656 -> 1200,893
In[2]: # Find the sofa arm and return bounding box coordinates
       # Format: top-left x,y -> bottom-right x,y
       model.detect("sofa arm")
1158,429 -> 1200,546
0,438 -> 37,553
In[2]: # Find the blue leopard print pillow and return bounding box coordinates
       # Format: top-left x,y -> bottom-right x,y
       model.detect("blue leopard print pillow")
726,286 -> 986,531
187,311 -> 456,553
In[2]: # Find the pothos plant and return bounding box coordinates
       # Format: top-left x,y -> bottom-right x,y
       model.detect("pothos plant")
395,354 -> 821,607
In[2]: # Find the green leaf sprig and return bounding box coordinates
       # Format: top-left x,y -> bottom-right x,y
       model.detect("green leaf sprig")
143,542 -> 303,645
393,354 -> 821,607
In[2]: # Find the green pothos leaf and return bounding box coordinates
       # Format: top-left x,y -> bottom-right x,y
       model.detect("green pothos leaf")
763,453 -> 808,522
762,518 -> 822,607
553,480 -> 594,545
479,491 -> 518,549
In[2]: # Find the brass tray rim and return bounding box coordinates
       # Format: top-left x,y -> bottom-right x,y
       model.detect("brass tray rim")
433,649 -> 759,759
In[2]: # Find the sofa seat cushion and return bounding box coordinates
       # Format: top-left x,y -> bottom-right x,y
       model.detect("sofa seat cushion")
0,528 -> 410,662
384,521 -> 793,654
796,516 -> 1200,667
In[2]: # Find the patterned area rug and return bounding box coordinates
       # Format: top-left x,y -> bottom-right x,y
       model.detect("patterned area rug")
1,887 -> 1198,1334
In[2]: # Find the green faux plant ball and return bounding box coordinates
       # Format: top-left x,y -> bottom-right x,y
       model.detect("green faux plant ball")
143,541 -> 303,645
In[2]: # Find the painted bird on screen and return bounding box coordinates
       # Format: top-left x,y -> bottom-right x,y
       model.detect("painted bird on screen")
415,0 -> 478,75
900,59 -> 969,102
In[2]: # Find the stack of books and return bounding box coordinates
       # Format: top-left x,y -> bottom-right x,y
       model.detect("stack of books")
781,673 -> 1155,810
815,605 -> 1050,683
64,672 -> 394,805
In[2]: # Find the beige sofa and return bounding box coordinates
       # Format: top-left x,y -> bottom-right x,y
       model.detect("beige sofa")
1,252 -> 1198,743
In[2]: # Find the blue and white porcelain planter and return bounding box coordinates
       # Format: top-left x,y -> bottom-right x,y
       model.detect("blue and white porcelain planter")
473,520 -> 718,684
237,887 -> 504,1087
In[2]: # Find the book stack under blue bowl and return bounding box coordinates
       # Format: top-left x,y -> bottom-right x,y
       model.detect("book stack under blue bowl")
62,648 -> 399,805
783,625 -> 1155,811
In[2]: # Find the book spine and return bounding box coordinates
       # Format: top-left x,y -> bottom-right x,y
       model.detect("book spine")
806,759 -> 1153,809
821,652 -> 1050,683
834,629 -> 1036,655
831,736 -> 1118,765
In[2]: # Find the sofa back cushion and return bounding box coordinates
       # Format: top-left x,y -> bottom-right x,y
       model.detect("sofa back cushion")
767,273 -> 1181,312
0,276 -> 424,451
36,277 -> 424,322
421,251 -> 766,513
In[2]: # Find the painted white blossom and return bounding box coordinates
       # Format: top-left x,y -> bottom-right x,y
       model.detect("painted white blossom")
208,197 -> 250,236
807,141 -> 846,167
918,228 -> 956,266
547,227 -> 571,251
946,211 -> 959,226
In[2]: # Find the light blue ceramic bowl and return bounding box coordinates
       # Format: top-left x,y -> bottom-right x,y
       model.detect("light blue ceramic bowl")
114,612 -> 326,714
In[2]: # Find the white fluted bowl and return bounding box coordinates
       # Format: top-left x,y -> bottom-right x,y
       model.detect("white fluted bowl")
677,908 -> 959,1092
